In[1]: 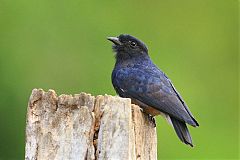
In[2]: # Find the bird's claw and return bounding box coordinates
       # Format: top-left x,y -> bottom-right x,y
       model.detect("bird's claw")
147,114 -> 156,127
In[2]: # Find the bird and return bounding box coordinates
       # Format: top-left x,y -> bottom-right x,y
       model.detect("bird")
107,34 -> 199,147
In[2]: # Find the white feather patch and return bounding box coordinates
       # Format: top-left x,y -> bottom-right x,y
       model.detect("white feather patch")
160,112 -> 173,126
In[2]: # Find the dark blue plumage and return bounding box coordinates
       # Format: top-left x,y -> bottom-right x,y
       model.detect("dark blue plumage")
108,34 -> 199,147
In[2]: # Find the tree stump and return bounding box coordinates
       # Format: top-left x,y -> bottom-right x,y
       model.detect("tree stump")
25,89 -> 157,160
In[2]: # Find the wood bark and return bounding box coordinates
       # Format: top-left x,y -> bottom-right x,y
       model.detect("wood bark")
25,89 -> 157,160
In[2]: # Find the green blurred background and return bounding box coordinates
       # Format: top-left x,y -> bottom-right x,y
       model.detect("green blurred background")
0,0 -> 238,159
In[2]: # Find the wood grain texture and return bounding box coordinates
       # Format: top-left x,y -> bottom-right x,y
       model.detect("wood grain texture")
25,89 -> 157,160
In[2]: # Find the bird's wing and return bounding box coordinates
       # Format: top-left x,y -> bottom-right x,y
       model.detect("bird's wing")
112,67 -> 198,126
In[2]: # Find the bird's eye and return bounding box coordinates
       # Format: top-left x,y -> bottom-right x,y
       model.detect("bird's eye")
130,41 -> 137,47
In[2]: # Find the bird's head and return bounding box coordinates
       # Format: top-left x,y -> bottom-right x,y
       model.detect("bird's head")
107,34 -> 148,60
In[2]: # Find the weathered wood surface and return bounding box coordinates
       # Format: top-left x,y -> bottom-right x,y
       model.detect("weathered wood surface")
25,89 -> 157,160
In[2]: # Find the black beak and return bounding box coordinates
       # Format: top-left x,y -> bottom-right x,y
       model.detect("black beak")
107,37 -> 122,45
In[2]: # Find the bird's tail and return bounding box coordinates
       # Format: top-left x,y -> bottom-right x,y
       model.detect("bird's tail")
170,116 -> 193,147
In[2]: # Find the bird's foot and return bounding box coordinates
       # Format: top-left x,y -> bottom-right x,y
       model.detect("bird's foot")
147,114 -> 156,127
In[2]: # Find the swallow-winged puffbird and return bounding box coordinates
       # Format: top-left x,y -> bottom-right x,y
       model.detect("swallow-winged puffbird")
107,34 -> 199,147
